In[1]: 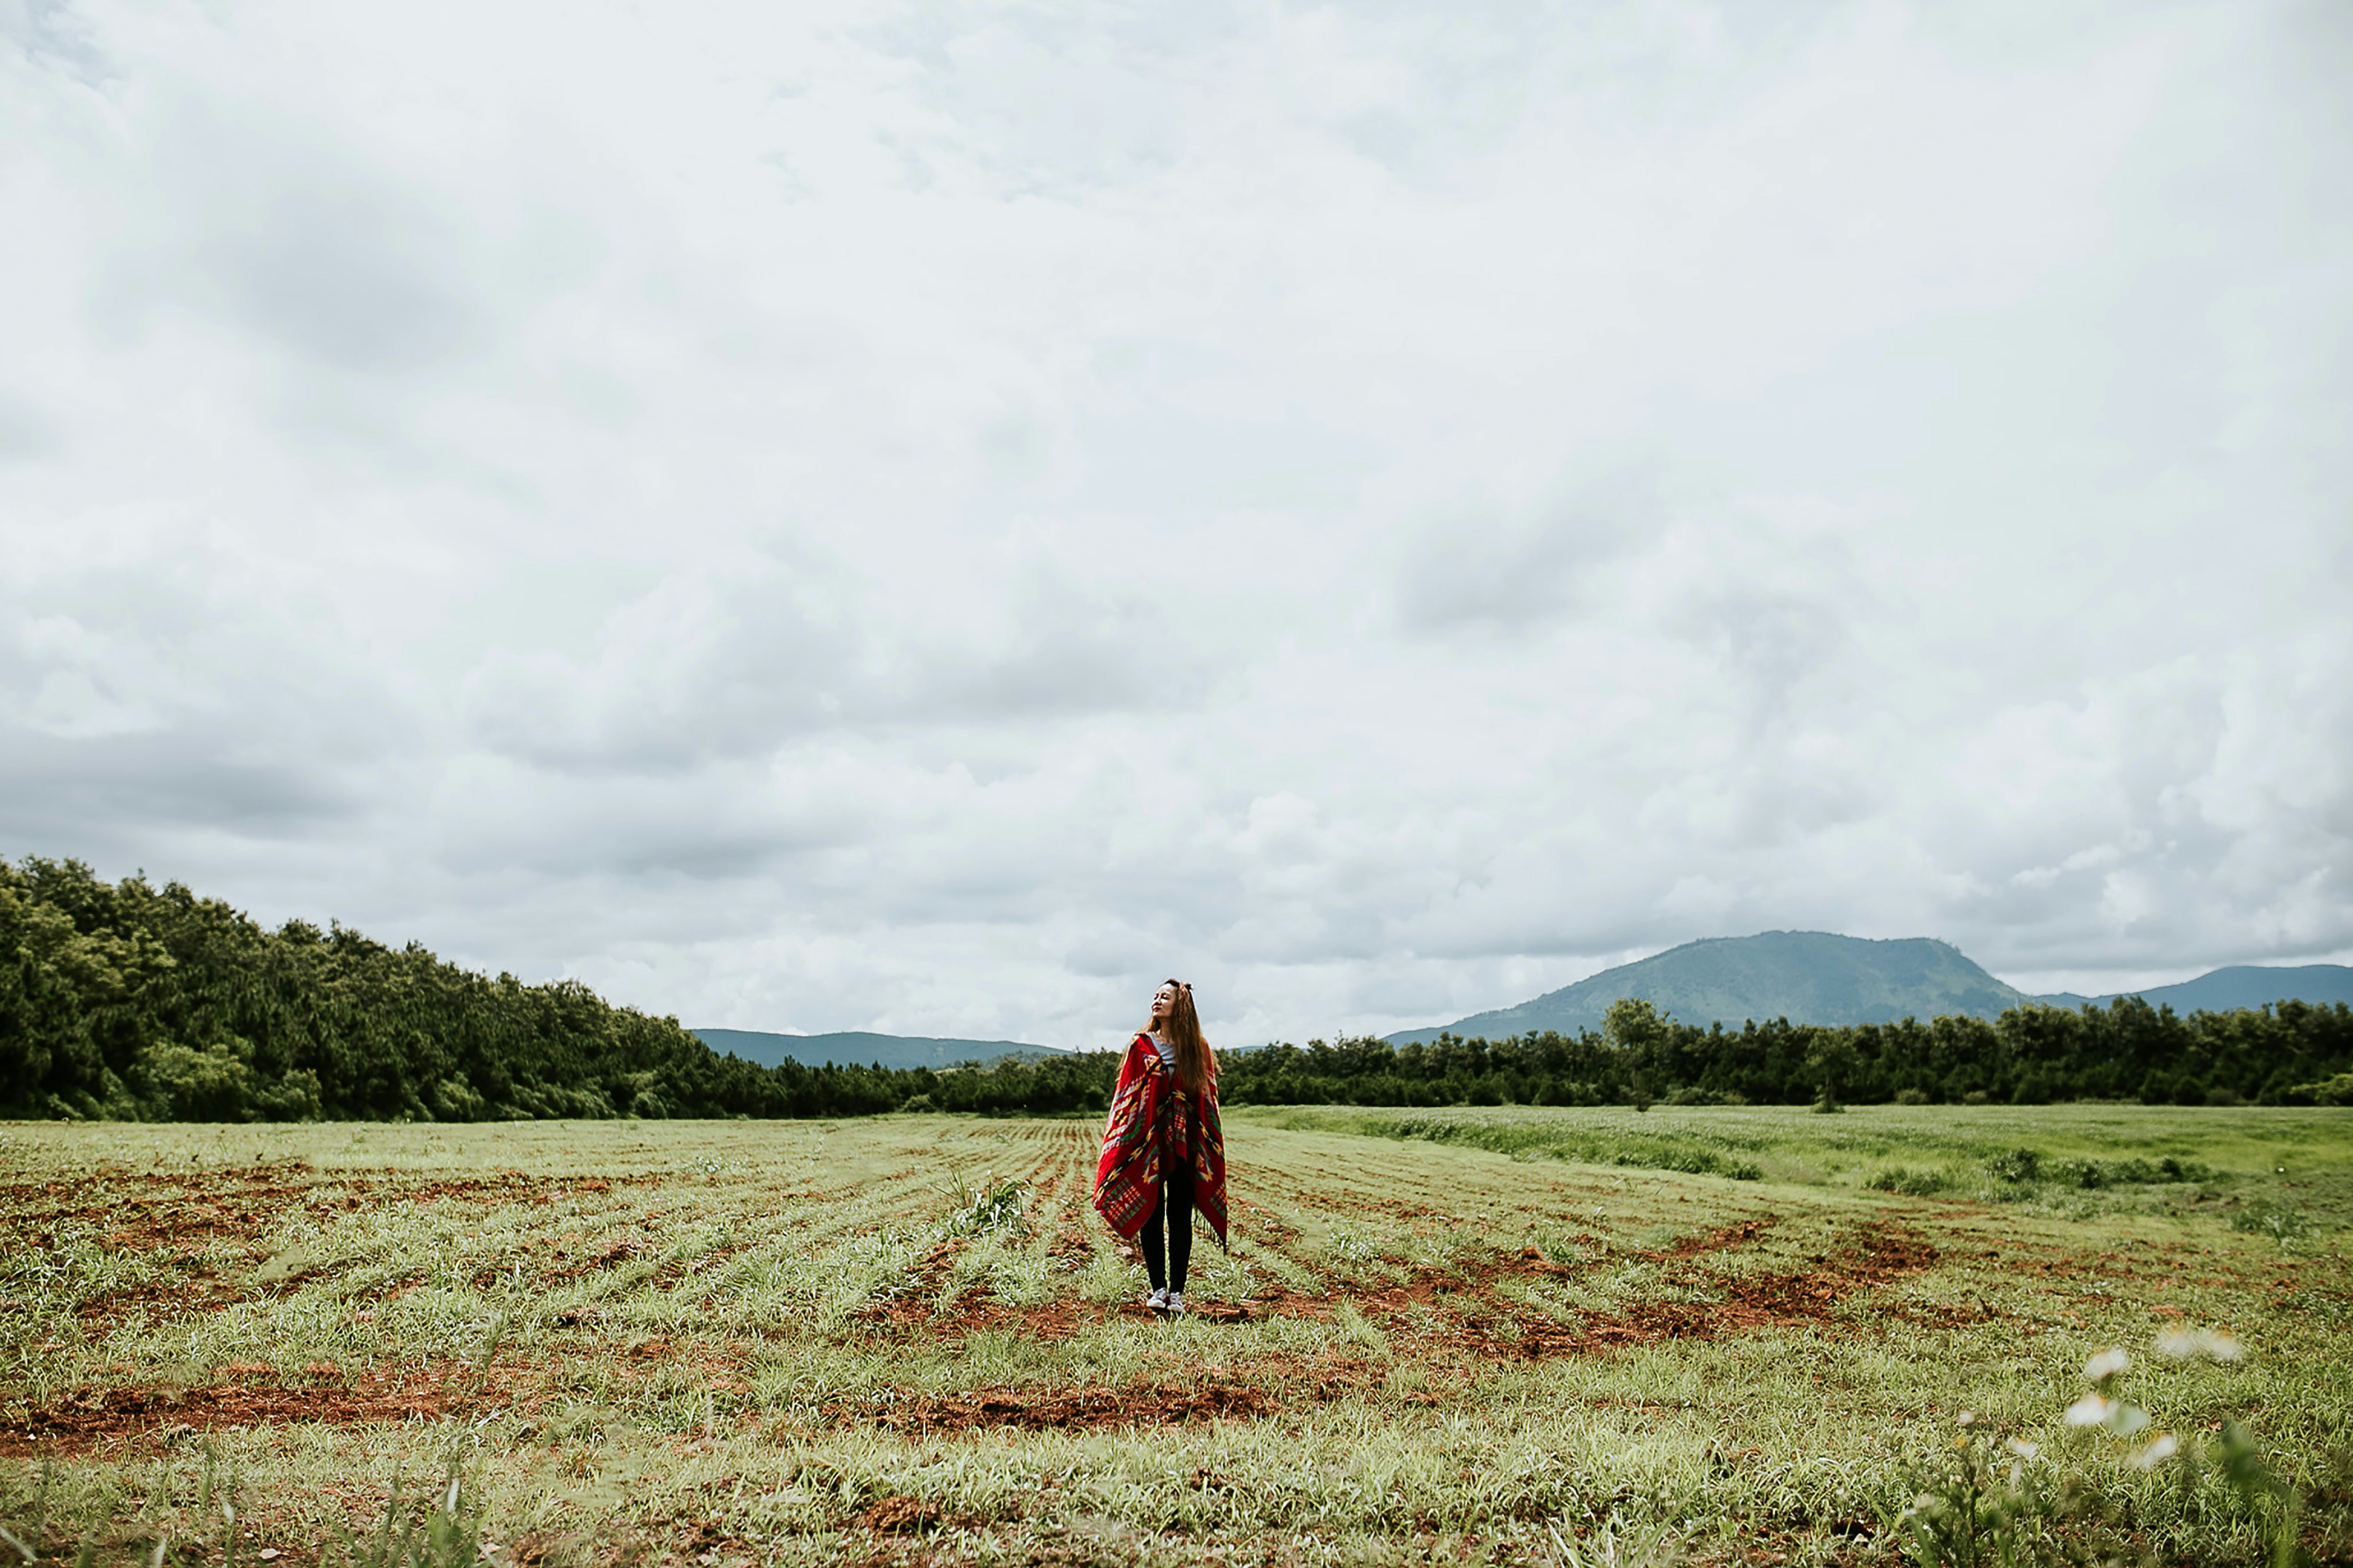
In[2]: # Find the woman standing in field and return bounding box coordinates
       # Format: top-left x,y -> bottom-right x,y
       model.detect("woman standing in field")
1093,979 -> 1228,1315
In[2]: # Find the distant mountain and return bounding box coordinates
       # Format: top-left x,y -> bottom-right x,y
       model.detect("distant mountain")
2037,964 -> 2353,1015
1387,931 -> 2035,1044
691,1028 -> 1067,1072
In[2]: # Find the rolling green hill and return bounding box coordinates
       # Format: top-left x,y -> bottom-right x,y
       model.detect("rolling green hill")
691,1028 -> 1065,1072
2039,964 -> 2353,1015
1389,931 -> 2034,1044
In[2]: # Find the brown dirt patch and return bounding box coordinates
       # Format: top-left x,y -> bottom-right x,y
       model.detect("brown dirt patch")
5,1170 -> 317,1253
828,1344 -> 1393,1436
833,1377 -> 1278,1433
6,1165 -> 610,1266
882,1279 -> 1160,1344
856,1239 -> 966,1328
1044,1214 -> 1094,1270
512,1517 -> 761,1568
1312,1193 -> 1458,1222
4,1360 -> 537,1459
1235,1199 -> 1299,1245
1885,1299 -> 2002,1330
1222,1221 -> 1937,1361
861,1220 -> 1936,1359
1647,1216 -> 1778,1260
530,1236 -> 651,1287
71,1267 -> 257,1325
860,1495 -> 944,1532
1524,1222 -> 1939,1356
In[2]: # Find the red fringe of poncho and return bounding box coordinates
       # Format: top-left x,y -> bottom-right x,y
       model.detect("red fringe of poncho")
1091,1031 -> 1227,1248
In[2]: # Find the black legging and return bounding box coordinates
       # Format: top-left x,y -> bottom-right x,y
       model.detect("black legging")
1141,1167 -> 1196,1293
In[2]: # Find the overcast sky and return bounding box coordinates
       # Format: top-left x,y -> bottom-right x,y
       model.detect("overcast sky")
4,0 -> 2348,1048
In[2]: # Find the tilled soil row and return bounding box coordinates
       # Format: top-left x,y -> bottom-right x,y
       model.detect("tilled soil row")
11,1224 -> 1937,1457
833,1377 -> 1277,1434
1,1363 -> 525,1459
11,1165 -> 625,1259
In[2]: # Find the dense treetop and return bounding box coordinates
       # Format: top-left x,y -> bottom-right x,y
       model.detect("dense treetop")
1226,996 -> 2353,1109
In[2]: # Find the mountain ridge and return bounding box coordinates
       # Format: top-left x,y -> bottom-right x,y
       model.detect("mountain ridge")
2037,964 -> 2353,1016
1388,932 -> 2353,1045
692,1027 -> 1069,1072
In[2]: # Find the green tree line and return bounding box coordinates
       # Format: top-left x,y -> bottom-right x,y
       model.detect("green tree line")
1219,995 -> 2353,1109
0,858 -> 1111,1122
6,859 -> 2347,1122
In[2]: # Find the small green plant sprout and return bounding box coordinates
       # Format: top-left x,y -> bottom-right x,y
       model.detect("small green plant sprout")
941,1172 -> 1026,1236
343,1462 -> 484,1568
1903,1336 -> 2279,1568
1895,1410 -> 2055,1568
1987,1148 -> 2041,1185
2230,1198 -> 2313,1249
1541,1512 -> 1681,1567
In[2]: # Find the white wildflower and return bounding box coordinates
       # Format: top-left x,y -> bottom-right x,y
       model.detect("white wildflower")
2064,1393 -> 2113,1427
2132,1433 -> 2180,1470
2061,1391 -> 2150,1434
2006,1439 -> 2040,1460
2154,1325 -> 2247,1363
2083,1346 -> 2130,1381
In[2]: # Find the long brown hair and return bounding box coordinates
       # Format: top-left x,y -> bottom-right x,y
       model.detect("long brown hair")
1151,979 -> 1216,1095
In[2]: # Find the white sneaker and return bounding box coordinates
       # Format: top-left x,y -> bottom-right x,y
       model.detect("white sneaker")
1164,1290 -> 1187,1316
1145,1287 -> 1169,1311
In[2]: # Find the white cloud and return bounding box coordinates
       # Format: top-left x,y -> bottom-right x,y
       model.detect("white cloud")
2,0 -> 2348,1046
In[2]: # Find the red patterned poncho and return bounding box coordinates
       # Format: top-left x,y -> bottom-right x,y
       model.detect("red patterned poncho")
1091,1031 -> 1228,1248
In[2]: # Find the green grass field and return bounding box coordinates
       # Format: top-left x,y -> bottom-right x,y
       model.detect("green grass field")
3,1105 -> 2348,1565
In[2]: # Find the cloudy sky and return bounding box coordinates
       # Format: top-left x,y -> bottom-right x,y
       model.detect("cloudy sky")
4,0 -> 2348,1048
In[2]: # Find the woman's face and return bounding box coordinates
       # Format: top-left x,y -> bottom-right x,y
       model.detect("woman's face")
1151,984 -> 1177,1024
